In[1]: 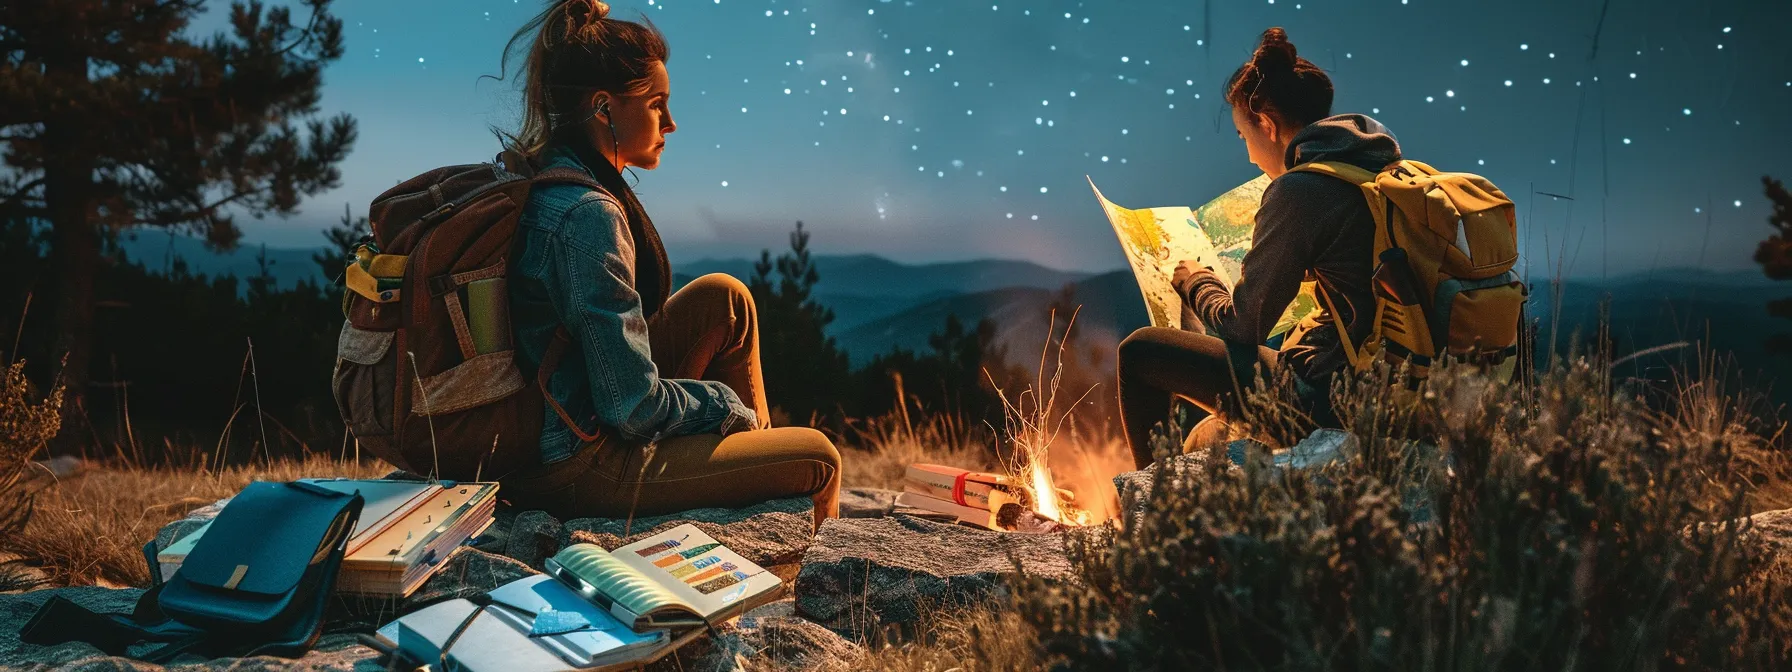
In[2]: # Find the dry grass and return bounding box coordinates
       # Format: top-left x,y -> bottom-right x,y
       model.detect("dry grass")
837,410 -> 999,492
6,453 -> 390,587
847,604 -> 1043,672
1,357 -> 65,591
729,603 -> 1043,672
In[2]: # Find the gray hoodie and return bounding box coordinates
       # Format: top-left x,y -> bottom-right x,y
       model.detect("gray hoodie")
1181,114 -> 1401,382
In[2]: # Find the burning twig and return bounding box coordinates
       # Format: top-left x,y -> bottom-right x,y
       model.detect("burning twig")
983,307 -> 1100,527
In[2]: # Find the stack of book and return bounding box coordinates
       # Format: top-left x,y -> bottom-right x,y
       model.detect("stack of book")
158,478 -> 499,597
894,463 -> 1074,531
372,523 -> 786,671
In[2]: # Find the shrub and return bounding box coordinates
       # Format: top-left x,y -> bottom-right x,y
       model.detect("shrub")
0,357 -> 65,591
0,358 -> 63,534
1023,358 -> 1792,670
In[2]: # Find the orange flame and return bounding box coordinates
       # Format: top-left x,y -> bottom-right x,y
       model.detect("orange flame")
1026,461 -> 1064,522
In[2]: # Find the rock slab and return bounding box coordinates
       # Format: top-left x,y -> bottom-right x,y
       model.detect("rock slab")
565,496 -> 815,567
1113,451 -> 1216,531
793,515 -> 1075,635
839,487 -> 898,519
681,598 -> 864,671
1742,508 -> 1792,585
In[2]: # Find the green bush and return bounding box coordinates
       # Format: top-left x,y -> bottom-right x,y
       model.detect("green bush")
1023,358 -> 1791,670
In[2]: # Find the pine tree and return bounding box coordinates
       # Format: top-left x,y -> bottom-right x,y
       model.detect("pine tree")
313,203 -> 369,287
748,222 -> 851,425
0,0 -> 357,416
1754,176 -> 1792,353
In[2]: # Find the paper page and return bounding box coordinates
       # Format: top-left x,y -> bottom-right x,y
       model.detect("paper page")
487,575 -> 665,665
351,482 -> 497,567
614,523 -> 783,623
392,598 -> 581,672
551,544 -> 693,625
1090,177 -> 1198,329
297,479 -> 438,552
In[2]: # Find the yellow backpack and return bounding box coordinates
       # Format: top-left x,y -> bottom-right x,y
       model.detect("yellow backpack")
1289,160 -> 1527,378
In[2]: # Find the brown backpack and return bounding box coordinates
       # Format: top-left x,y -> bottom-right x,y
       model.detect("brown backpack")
329,154 -> 606,481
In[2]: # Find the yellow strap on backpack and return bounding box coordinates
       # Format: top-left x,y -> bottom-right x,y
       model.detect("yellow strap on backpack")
344,251 -> 407,303
1286,161 -> 1387,372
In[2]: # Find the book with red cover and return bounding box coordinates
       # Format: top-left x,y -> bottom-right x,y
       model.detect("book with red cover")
901,463 -> 1073,512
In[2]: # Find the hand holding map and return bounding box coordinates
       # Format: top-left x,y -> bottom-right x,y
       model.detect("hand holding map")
1089,175 -> 1318,337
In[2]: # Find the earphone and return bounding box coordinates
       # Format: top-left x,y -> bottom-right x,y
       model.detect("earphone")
601,100 -> 620,173
559,95 -> 629,180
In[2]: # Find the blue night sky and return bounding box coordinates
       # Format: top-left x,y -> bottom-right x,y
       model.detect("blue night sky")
222,0 -> 1791,279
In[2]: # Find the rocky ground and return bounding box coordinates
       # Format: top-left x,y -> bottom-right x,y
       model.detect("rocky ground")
3,435 -> 1788,671
0,476 -> 1085,671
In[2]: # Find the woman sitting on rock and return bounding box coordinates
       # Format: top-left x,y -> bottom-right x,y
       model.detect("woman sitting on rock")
1118,27 -> 1398,469
497,0 -> 841,527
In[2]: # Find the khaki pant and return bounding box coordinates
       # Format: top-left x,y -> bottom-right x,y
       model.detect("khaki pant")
504,274 -> 842,528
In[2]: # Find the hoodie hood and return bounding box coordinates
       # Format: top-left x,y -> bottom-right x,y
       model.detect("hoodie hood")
1283,114 -> 1402,173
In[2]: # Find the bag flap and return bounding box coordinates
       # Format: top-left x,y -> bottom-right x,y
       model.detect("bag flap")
178,482 -> 358,597
1432,174 -> 1515,215
337,322 -> 393,365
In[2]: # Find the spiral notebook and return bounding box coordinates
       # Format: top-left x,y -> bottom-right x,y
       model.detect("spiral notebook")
543,523 -> 786,630
375,574 -> 682,671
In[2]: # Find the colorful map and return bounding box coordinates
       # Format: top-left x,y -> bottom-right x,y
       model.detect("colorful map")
1089,175 -> 1318,337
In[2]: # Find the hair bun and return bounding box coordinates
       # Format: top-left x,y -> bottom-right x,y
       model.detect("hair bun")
1251,27 -> 1298,75
569,0 -> 610,22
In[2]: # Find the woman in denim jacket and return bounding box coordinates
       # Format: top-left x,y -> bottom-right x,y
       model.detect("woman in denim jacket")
497,0 -> 840,527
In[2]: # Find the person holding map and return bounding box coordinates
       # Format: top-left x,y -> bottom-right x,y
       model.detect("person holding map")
1117,28 -> 1398,469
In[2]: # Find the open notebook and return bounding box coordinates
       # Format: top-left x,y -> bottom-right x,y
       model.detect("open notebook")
544,523 -> 785,630
376,574 -> 688,671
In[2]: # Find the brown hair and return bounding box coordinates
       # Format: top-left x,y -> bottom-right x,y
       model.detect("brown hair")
494,0 -> 673,314
499,0 -> 670,158
1223,27 -> 1334,129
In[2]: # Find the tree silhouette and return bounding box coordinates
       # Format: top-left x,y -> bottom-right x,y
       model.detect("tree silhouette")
313,204 -> 368,288
1754,176 -> 1792,353
856,313 -> 1023,431
0,0 -> 357,419
748,222 -> 852,425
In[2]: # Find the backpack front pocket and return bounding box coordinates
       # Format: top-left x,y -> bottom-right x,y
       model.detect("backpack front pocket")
332,322 -> 397,438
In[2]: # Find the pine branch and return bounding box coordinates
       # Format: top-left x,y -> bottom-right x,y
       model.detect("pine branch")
134,188 -> 259,228
0,178 -> 45,210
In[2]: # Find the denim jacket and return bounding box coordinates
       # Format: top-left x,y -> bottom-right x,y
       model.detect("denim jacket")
509,145 -> 753,464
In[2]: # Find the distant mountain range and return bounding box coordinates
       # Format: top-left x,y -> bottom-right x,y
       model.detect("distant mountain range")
116,230 -> 331,291
672,254 -> 1093,340
116,231 -> 1792,396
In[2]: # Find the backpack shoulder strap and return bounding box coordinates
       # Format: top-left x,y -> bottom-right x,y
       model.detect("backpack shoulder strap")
1288,160 -> 1379,187
533,167 -> 605,192
1289,160 -> 1393,241
1286,160 -> 1388,372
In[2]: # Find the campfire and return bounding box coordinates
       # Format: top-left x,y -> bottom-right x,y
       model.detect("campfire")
894,310 -> 1110,533
894,462 -> 1088,533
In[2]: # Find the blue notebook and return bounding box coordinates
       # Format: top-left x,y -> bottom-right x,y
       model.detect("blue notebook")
379,574 -> 668,671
